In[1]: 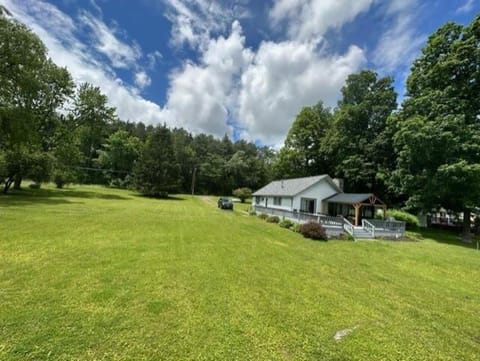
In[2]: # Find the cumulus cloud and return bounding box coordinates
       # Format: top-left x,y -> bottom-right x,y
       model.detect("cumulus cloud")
162,0 -> 250,49
134,71 -> 152,89
162,21 -> 253,136
270,0 -> 377,41
238,42 -> 366,145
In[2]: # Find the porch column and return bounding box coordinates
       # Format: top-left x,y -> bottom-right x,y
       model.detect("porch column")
353,203 -> 361,226
383,205 -> 387,220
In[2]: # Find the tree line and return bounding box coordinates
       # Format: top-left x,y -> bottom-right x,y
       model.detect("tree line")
1,9 -> 480,234
0,11 -> 274,197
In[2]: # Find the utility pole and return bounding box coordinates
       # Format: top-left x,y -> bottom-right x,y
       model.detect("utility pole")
191,166 -> 197,197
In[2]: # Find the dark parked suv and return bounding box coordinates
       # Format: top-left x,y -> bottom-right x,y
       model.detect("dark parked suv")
218,198 -> 234,210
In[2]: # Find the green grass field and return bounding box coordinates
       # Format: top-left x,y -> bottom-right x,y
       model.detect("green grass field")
1,185 -> 479,360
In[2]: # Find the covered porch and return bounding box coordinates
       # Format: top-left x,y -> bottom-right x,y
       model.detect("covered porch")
326,193 -> 387,226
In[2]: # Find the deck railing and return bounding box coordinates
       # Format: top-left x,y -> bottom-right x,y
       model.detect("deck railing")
367,219 -> 406,238
362,219 -> 375,238
318,215 -> 344,227
343,218 -> 356,238
253,205 -> 343,227
253,205 -> 406,238
368,219 -> 406,231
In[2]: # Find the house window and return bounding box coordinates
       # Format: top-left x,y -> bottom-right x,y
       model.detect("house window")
300,198 -> 316,213
273,197 -> 281,206
255,196 -> 261,204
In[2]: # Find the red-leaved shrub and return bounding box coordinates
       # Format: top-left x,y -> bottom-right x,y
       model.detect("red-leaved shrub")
300,221 -> 327,241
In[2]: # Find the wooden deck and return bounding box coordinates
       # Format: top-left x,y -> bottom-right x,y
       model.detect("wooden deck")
253,205 -> 406,240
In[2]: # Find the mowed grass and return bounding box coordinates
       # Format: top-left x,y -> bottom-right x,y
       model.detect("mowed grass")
0,185 -> 479,361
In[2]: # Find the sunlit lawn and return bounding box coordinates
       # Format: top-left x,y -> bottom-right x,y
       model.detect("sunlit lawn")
0,184 -> 479,360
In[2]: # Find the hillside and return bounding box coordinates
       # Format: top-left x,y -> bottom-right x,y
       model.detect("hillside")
1,185 -> 479,360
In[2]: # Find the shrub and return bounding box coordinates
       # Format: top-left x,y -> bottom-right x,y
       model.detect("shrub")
387,209 -> 420,229
266,215 -> 280,223
292,223 -> 302,233
375,209 -> 384,220
258,213 -> 268,220
249,209 -> 257,216
233,187 -> 252,203
279,219 -> 294,229
300,221 -> 327,241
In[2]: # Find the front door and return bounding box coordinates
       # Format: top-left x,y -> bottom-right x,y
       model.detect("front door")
301,198 -> 316,213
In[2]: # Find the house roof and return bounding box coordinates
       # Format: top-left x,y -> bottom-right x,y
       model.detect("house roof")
326,193 -> 375,204
252,175 -> 341,197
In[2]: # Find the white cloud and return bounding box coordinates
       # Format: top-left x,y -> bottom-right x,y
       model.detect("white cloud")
372,0 -> 425,74
238,41 -> 366,145
162,21 -> 253,136
134,71 -> 152,89
270,0 -> 377,41
147,50 -> 163,69
79,11 -> 142,69
162,0 -> 250,49
456,0 -> 475,14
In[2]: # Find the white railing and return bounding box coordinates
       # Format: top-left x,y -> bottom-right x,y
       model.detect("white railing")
253,205 -> 293,219
343,218 -> 355,237
362,219 -> 375,238
318,215 -> 344,227
367,219 -> 406,238
253,205 -> 343,227
368,219 -> 405,233
253,205 -> 406,239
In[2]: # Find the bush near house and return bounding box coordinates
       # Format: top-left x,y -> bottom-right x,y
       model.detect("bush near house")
266,215 -> 280,223
292,223 -> 302,233
300,221 -> 328,241
233,187 -> 252,203
258,213 -> 268,220
387,209 -> 420,229
279,219 -> 294,229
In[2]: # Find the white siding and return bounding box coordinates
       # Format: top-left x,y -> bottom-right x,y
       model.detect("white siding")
292,180 -> 338,213
264,196 -> 292,211
281,197 -> 293,208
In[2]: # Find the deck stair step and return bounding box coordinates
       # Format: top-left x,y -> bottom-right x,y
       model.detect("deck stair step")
352,227 -> 374,240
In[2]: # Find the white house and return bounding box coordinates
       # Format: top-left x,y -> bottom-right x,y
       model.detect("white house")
252,175 -> 387,227
253,175 -> 341,215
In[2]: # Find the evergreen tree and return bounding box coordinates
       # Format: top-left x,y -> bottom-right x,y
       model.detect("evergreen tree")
134,125 -> 179,197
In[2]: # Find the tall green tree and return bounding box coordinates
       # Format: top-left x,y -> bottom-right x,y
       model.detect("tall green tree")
324,70 -> 397,194
134,125 -> 179,197
390,15 -> 480,237
98,130 -> 142,187
274,102 -> 333,179
171,128 -> 196,193
0,12 -> 73,192
73,83 -> 116,183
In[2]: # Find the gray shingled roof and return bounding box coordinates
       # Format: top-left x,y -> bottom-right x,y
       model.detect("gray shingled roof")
325,193 -> 373,204
253,175 -> 335,196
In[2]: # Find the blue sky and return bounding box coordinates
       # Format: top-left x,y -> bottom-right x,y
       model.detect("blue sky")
1,0 -> 479,146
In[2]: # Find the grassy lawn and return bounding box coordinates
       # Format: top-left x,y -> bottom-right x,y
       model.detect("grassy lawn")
1,185 -> 479,360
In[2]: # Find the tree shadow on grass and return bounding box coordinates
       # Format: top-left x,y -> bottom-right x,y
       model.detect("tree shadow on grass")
0,186 -> 130,207
410,227 -> 479,250
134,194 -> 186,201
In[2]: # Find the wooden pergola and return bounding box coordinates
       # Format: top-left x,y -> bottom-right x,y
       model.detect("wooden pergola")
326,193 -> 387,226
